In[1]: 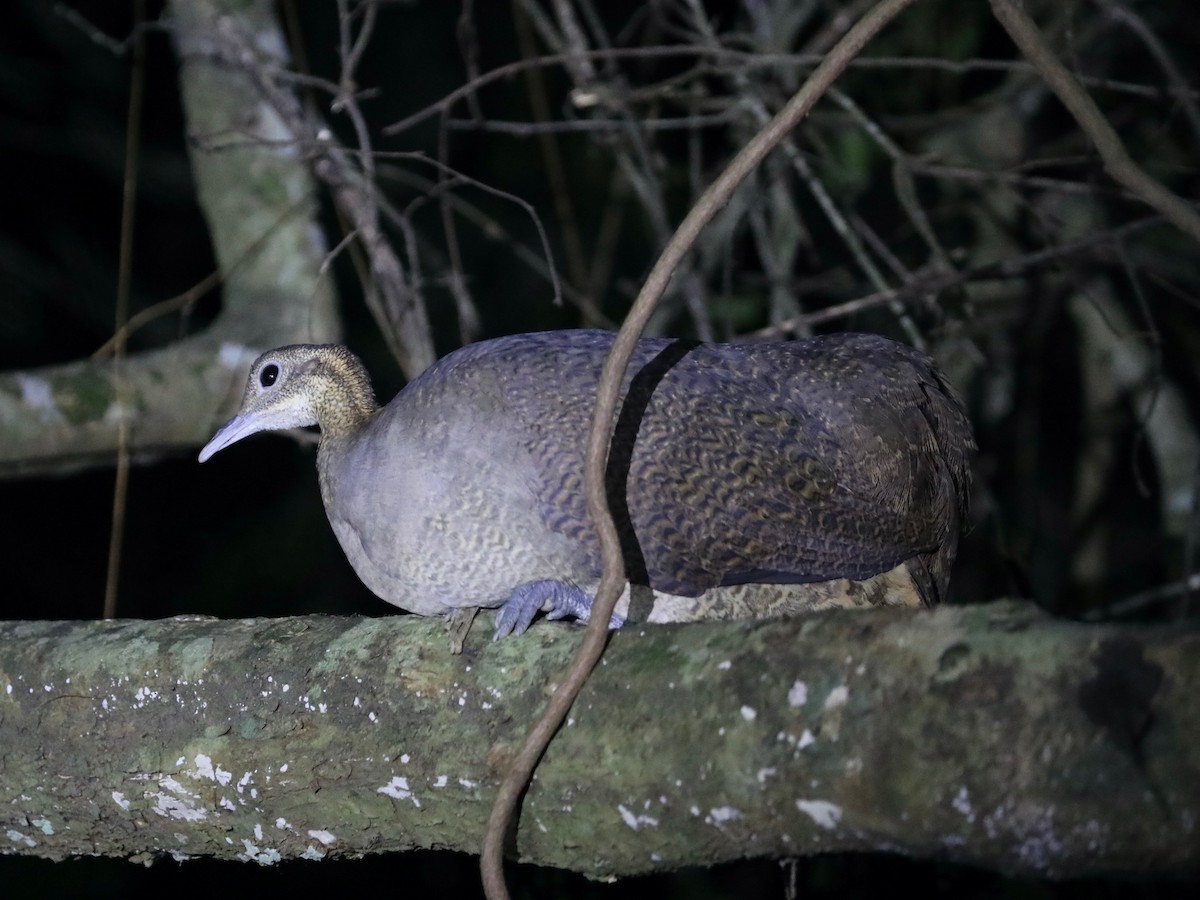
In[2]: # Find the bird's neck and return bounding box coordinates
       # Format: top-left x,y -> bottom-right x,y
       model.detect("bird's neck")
314,382 -> 379,512
312,351 -> 381,441
315,388 -> 379,440
309,347 -> 382,512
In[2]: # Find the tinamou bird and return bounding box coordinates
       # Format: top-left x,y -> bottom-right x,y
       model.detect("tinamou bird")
199,330 -> 973,639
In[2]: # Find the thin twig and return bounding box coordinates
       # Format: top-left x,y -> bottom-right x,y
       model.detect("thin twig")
512,0 -> 590,308
1082,572 -> 1200,621
479,3 -> 920,897
587,167 -> 630,315
205,11 -> 436,376
989,0 -> 1200,246
380,165 -> 605,322
445,108 -> 745,133
92,198 -> 312,359
384,45 -> 1200,137
752,215 -> 1166,337
437,106 -> 480,341
828,87 -> 955,275
687,0 -> 924,346
394,152 -> 564,311
1095,0 -> 1200,143
909,159 -> 1129,197
342,0 -> 377,83
53,2 -> 140,55
104,0 -> 147,621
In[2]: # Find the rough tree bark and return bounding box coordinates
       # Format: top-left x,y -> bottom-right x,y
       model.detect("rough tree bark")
1,601 -> 1196,878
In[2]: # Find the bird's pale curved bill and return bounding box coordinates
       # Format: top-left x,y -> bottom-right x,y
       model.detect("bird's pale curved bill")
198,415 -> 257,463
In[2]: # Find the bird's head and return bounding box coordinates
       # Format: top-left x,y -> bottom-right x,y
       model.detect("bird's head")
198,344 -> 374,462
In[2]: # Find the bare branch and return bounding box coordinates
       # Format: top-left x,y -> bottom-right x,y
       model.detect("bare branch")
384,46 -> 1200,138
753,216 -> 1167,337
989,0 -> 1200,246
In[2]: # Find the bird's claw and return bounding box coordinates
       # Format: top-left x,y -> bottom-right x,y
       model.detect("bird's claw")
492,579 -> 625,639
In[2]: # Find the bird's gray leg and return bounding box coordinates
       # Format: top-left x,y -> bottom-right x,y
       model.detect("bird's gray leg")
492,579 -> 625,640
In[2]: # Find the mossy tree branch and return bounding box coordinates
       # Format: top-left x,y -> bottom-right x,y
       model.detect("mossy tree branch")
1,602 -> 1197,877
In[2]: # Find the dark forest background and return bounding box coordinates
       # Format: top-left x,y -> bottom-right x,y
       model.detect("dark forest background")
1,0 -> 1197,897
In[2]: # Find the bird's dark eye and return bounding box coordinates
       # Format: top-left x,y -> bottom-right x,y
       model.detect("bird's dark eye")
259,364 -> 280,388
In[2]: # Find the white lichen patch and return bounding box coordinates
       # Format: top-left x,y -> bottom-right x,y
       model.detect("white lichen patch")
16,373 -> 65,423
739,705 -> 757,722
787,680 -> 808,707
433,775 -> 448,788
112,791 -> 131,810
6,830 -> 36,848
103,399 -> 135,426
150,790 -> 207,822
617,804 -> 659,831
239,839 -> 282,865
31,818 -> 54,835
706,806 -> 741,826
796,799 -> 842,830
777,728 -> 816,751
756,767 -> 777,784
984,802 -> 1066,869
294,684 -> 330,714
953,787 -> 975,823
132,686 -> 160,707
378,776 -> 421,807
193,753 -> 233,786
307,829 -> 336,846
717,660 -> 732,671
823,685 -> 849,710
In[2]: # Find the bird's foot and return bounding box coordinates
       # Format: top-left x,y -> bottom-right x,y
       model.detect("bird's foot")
492,579 -> 624,640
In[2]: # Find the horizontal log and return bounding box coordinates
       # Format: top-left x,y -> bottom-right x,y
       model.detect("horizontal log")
0,602 -> 1196,878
